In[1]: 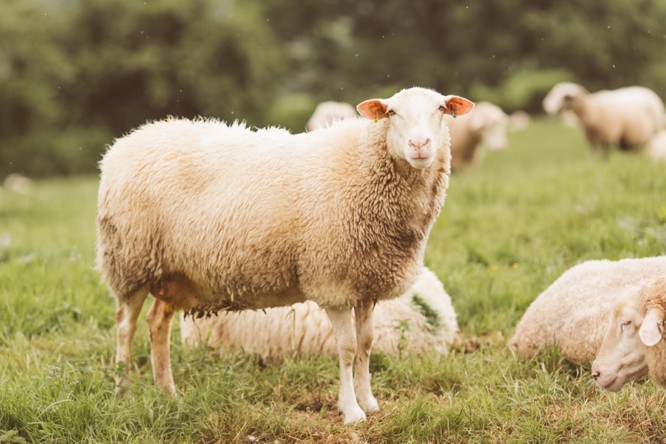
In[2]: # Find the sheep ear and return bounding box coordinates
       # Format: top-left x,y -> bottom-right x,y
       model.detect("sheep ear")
444,95 -> 474,118
357,99 -> 388,121
639,308 -> 664,347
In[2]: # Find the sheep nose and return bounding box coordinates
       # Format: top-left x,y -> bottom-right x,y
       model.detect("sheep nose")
408,138 -> 431,150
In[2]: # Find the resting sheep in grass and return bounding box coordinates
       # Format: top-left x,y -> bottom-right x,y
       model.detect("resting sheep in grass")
509,256 -> 666,365
97,86 -> 474,424
181,267 -> 458,359
446,101 -> 509,171
305,101 -> 357,131
542,82 -> 665,153
592,277 -> 666,392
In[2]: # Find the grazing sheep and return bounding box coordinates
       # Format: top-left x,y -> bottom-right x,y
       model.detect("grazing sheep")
97,86 -> 474,424
181,267 -> 458,359
446,101 -> 509,171
305,101 -> 357,131
509,256 -> 666,365
542,82 -> 665,152
592,277 -> 666,392
646,130 -> 666,162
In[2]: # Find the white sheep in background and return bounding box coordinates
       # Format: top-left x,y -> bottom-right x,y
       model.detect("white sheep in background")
646,130 -> 666,162
592,277 -> 666,392
542,82 -> 665,152
181,267 -> 458,359
446,101 -> 509,171
97,86 -> 474,424
509,256 -> 666,365
3,173 -> 32,194
508,110 -> 531,132
305,101 -> 357,131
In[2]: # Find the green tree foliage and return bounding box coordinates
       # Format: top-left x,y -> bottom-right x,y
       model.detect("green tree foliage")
0,0 -> 665,177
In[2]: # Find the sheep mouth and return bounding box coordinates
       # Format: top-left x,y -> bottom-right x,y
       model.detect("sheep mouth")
597,377 -> 625,392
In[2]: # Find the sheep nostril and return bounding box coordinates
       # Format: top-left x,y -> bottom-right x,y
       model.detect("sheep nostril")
592,371 -> 601,380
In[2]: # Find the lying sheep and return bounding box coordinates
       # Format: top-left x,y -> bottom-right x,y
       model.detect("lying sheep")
305,101 -> 357,131
542,82 -> 665,152
97,87 -> 474,424
592,277 -> 666,392
646,130 -> 666,162
446,101 -> 509,171
509,256 -> 666,364
181,267 -> 458,359
3,173 -> 32,194
508,110 -> 531,132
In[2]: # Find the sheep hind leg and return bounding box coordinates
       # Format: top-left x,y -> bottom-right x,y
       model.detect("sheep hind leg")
146,298 -> 177,394
115,287 -> 149,395
325,306 -> 366,425
353,300 -> 379,415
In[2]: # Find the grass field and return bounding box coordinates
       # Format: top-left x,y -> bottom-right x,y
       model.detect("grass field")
1,119 -> 665,443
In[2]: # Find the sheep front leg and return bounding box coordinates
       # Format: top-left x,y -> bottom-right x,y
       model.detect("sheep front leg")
115,287 -> 148,395
354,301 -> 379,414
325,306 -> 366,424
146,299 -> 177,394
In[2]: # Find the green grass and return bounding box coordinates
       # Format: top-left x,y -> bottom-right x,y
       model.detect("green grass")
1,119 -> 666,443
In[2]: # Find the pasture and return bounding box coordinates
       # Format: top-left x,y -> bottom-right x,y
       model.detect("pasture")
1,119 -> 665,443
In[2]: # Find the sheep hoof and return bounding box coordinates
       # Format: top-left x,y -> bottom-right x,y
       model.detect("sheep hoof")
359,396 -> 379,415
341,404 -> 367,425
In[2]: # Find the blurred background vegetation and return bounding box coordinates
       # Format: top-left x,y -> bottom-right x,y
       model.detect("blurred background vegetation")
1,0 -> 665,177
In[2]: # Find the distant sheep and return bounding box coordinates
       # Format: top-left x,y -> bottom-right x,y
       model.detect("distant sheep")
509,256 -> 666,364
181,267 -> 458,359
3,173 -> 32,194
305,101 -> 357,131
97,86 -> 474,424
542,82 -> 665,152
646,131 -> 666,162
508,110 -> 531,132
447,101 -> 509,171
592,277 -> 666,392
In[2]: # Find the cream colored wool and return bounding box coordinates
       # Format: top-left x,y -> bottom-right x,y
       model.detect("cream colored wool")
181,267 -> 458,358
306,101 -> 357,131
646,131 -> 666,162
97,86 -> 474,424
591,277 -> 666,392
509,256 -> 666,364
542,82 -> 665,151
446,101 -> 509,171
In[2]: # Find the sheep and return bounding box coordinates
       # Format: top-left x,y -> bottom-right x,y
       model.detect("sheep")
509,256 -> 666,365
592,277 -> 666,392
542,82 -> 665,152
646,130 -> 666,162
446,101 -> 509,171
3,173 -> 32,194
305,101 -> 357,131
508,110 -> 531,132
181,267 -> 458,359
97,86 -> 474,424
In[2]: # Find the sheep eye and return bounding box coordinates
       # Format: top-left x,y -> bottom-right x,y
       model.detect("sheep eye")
438,105 -> 447,112
387,109 -> 396,117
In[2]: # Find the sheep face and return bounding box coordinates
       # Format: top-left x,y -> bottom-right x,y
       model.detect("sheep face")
591,303 -> 650,392
357,87 -> 474,169
542,82 -> 587,115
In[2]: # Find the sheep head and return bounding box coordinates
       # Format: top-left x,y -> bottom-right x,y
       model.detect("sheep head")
468,102 -> 509,151
357,87 -> 474,169
592,279 -> 666,392
542,82 -> 588,115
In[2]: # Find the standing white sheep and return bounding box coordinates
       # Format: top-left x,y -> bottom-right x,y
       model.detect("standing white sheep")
97,86 -> 474,424
509,256 -> 666,364
446,101 -> 509,171
542,82 -> 665,152
181,267 -> 458,359
592,277 -> 666,392
305,101 -> 357,131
